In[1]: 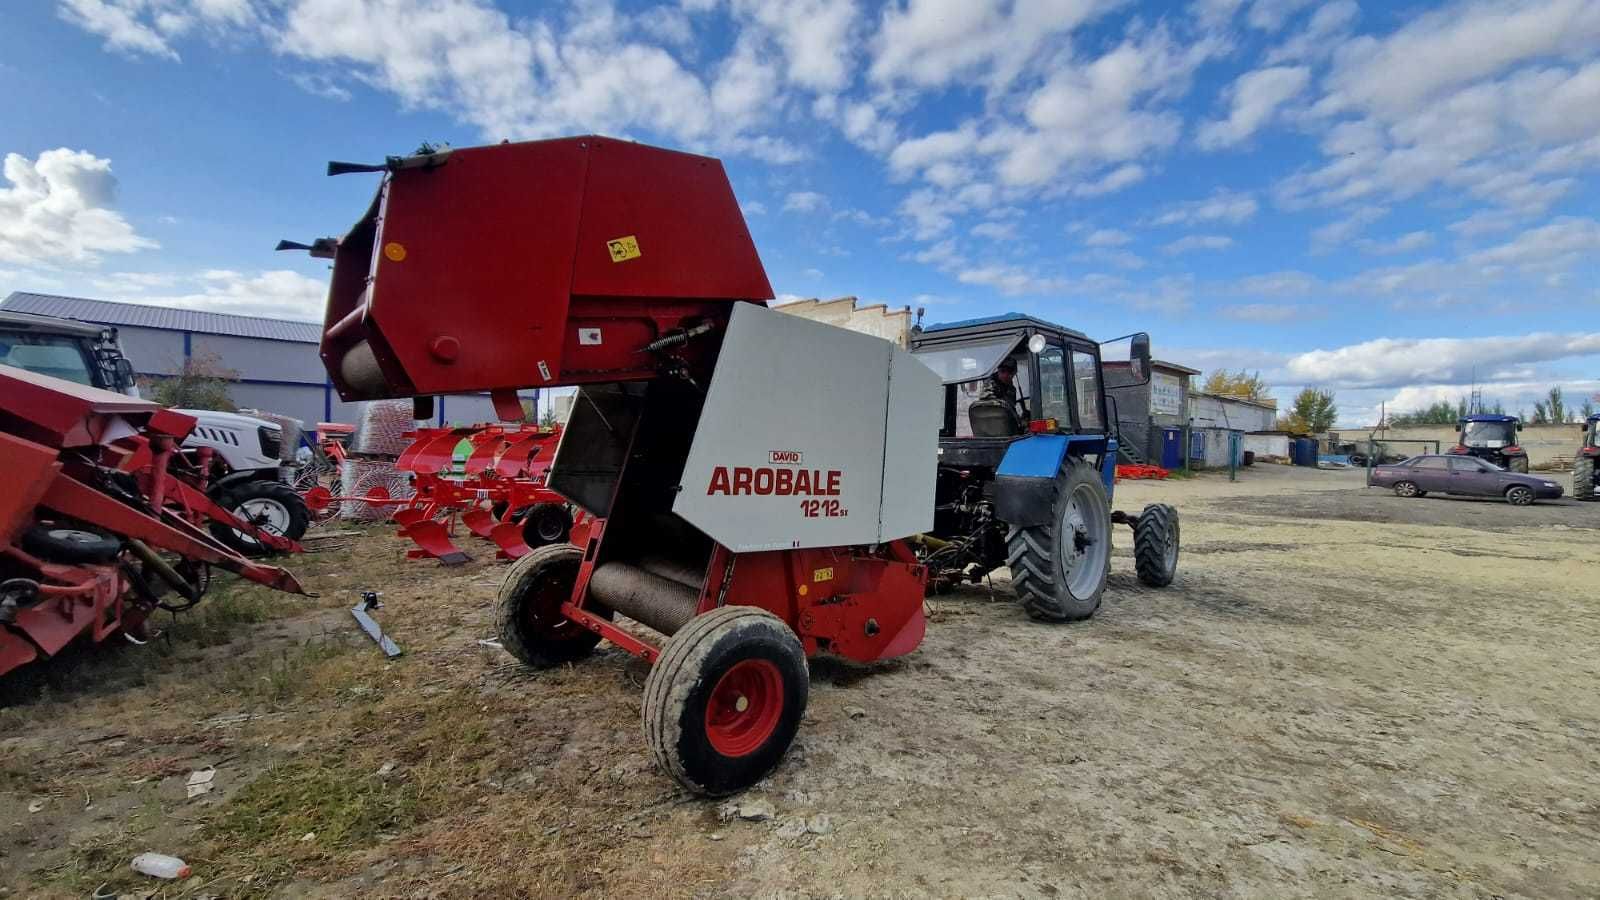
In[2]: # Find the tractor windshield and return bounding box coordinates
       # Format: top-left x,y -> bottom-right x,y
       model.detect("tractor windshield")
1461,420 -> 1515,448
911,335 -> 1022,385
1588,418 -> 1600,449
0,331 -> 97,386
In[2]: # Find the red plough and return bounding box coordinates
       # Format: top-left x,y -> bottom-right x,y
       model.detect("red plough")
302,424 -> 575,565
0,365 -> 305,677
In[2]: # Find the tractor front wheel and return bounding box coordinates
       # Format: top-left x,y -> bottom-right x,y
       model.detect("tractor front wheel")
496,544 -> 607,667
1133,504 -> 1180,588
210,481 -> 309,555
1507,457 -> 1529,474
1006,458 -> 1110,622
643,606 -> 808,796
1575,457 -> 1596,501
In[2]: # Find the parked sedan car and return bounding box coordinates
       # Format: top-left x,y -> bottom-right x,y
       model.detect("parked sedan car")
1369,454 -> 1564,505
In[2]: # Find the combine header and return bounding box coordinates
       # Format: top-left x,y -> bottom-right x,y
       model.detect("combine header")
0,366 -> 304,677
294,136 -> 938,795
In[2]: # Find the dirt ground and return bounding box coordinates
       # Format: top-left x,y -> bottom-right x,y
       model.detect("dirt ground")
3,465 -> 1597,899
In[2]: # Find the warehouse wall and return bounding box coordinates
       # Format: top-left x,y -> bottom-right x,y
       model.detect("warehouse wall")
191,333 -> 322,383
1190,393 -> 1276,432
775,298 -> 912,346
1335,424 -> 1583,467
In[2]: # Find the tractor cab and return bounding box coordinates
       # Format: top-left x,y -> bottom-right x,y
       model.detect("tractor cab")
1585,414 -> 1600,452
1452,414 -> 1528,473
909,314 -> 1146,471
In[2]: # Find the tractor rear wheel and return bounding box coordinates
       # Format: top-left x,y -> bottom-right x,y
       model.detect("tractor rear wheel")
496,544 -> 607,668
1574,457 -> 1595,501
643,606 -> 808,797
1507,456 -> 1529,474
1006,458 -> 1110,622
1133,503 -> 1179,588
210,481 -> 309,555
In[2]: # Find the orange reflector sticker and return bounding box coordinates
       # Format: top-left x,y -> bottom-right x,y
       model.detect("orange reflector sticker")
384,242 -> 407,262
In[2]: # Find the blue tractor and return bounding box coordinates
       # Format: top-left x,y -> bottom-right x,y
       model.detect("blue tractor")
1575,414 -> 1599,501
1452,414 -> 1528,473
908,314 -> 1179,621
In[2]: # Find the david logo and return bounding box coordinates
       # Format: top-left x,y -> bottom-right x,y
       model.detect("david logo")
769,450 -> 802,465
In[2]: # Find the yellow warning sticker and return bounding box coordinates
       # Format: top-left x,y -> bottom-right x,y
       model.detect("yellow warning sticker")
606,235 -> 641,263
813,567 -> 834,583
383,241 -> 407,262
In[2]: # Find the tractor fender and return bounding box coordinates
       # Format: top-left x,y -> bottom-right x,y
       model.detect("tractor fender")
993,434 -> 1115,528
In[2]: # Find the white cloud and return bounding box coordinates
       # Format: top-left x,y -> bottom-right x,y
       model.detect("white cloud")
956,264 -> 1065,296
971,221 -> 1017,241
802,267 -> 824,279
739,199 -> 766,216
1310,204 -> 1385,252
1264,0 -> 1358,64
728,0 -> 857,92
1357,230 -> 1433,255
101,269 -> 329,320
1220,303 -> 1308,322
869,0 -> 1110,93
57,0 -> 257,61
1116,275 -> 1193,314
1084,228 -> 1132,247
1245,0 -> 1315,32
1235,270 -> 1316,296
1196,65 -> 1309,149
1163,234 -> 1234,254
1468,216 -> 1600,271
1072,163 -> 1146,196
1447,209 -> 1521,238
1287,331 -> 1600,389
1151,189 -> 1257,226
0,148 -> 156,266
783,190 -> 826,213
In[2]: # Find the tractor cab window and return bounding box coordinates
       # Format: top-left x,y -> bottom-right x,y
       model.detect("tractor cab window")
1461,420 -> 1514,448
1587,420 -> 1600,449
0,332 -> 96,385
1071,348 -> 1104,431
1036,343 -> 1070,424
953,350 -> 1032,437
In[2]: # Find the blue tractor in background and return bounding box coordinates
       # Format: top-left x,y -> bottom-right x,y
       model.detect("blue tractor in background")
908,314 -> 1179,621
1575,414 -> 1599,501
1452,414 -> 1529,473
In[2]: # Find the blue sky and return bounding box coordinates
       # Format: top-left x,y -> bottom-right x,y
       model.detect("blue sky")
2,0 -> 1598,426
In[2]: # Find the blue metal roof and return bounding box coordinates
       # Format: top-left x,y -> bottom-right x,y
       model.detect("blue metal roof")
1,292 -> 323,344
1460,414 -> 1518,423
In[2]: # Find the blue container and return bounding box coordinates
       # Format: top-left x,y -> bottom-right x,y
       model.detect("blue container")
1297,438 -> 1318,467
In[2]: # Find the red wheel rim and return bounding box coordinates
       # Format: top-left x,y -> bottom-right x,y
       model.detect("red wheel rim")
704,659 -> 784,757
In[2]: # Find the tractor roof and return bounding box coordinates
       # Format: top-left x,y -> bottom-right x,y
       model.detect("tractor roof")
1460,414 -> 1518,423
918,312 -> 1090,342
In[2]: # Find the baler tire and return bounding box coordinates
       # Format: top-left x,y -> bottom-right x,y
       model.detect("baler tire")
1005,458 -> 1110,623
520,502 -> 572,548
209,481 -> 309,556
1507,456 -> 1529,474
1575,457 -> 1595,501
1133,503 -> 1180,588
21,524 -> 122,565
496,544 -> 607,668
643,605 -> 808,797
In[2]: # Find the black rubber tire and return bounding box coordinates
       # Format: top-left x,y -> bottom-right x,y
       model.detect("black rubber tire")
1573,457 -> 1595,501
209,480 -> 309,555
1393,481 -> 1420,498
1133,503 -> 1179,588
520,502 -> 572,548
496,544 -> 608,668
1005,458 -> 1110,622
21,524 -> 122,564
1505,485 -> 1535,506
642,605 -> 808,797
1506,456 -> 1529,474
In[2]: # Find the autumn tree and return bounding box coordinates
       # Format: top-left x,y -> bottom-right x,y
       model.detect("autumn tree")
1278,388 -> 1338,433
140,352 -> 238,411
1200,369 -> 1272,402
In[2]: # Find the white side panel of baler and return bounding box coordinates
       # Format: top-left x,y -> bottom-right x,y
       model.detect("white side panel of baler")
673,303 -> 891,551
876,345 -> 941,542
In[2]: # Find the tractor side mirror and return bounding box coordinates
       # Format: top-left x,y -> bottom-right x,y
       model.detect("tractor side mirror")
114,358 -> 136,388
1454,424 -> 1462,432
1130,333 -> 1152,384
1517,422 -> 1523,431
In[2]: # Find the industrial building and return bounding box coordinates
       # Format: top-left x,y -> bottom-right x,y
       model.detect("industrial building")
774,296 -> 915,345
1105,359 -> 1199,467
1,292 -> 505,428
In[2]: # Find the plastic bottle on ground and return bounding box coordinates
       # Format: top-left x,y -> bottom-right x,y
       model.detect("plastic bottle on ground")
131,853 -> 191,879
